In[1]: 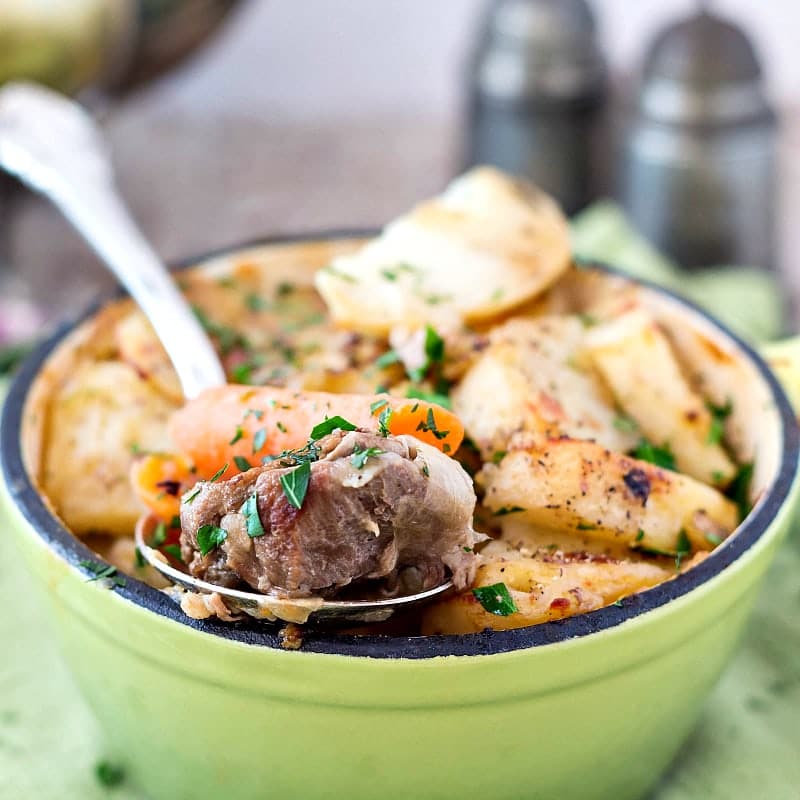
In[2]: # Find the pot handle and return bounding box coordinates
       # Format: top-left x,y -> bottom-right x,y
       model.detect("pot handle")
762,337 -> 800,413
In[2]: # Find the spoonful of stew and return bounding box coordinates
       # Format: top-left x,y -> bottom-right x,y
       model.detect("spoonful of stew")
0,83 -> 479,623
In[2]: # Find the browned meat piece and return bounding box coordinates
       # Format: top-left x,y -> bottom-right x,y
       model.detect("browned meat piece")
180,430 -> 479,598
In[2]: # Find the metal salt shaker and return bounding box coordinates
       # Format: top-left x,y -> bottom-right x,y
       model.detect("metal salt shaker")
465,0 -> 608,214
621,9 -> 777,269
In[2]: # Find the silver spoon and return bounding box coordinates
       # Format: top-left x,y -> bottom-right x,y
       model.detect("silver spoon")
0,82 -> 453,624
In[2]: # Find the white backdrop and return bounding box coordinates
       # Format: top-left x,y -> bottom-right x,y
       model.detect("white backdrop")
146,0 -> 800,122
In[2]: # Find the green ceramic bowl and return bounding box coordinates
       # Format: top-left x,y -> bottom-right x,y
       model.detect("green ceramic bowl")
2,235 -> 799,800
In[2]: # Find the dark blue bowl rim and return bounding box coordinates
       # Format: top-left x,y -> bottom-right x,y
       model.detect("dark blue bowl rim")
2,229 -> 798,659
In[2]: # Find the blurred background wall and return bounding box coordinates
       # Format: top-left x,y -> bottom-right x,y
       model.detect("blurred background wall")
4,0 -> 800,324
146,0 -> 800,122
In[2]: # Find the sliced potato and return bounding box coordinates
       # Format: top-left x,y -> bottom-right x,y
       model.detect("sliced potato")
451,316 -> 638,458
116,310 -> 183,402
479,437 -> 738,553
315,167 -> 571,334
421,544 -> 669,634
42,362 -> 178,536
583,309 -> 736,487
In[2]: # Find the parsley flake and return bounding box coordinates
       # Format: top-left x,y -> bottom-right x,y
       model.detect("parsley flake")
163,544 -> 184,563
415,408 -> 449,440
351,445 -> 384,469
79,560 -> 125,587
208,464 -> 229,483
493,506 -> 525,516
613,415 -> 638,433
675,529 -> 692,569
472,583 -> 518,616
241,493 -> 265,538
253,428 -> 267,454
378,406 -> 393,437
375,350 -> 401,369
196,524 -> 228,556
95,761 -> 125,788
234,455 -> 252,472
229,425 -> 244,446
370,399 -> 389,414
706,398 -> 733,445
280,461 -> 312,509
244,408 -> 264,421
310,415 -> 357,440
633,438 -> 676,471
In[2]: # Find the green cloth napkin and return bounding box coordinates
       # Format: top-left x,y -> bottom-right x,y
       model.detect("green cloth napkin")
1,207 -> 798,799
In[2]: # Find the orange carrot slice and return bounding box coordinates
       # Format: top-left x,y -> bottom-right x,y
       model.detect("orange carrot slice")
168,386 -> 464,478
130,453 -> 196,522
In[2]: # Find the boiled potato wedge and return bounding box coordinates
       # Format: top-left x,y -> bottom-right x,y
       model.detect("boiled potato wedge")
42,362 -> 177,536
451,316 -> 638,458
315,167 -> 571,334
479,437 -> 738,553
584,309 -> 736,487
421,543 -> 669,634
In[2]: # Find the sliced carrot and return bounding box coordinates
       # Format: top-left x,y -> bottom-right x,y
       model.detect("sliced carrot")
130,453 -> 196,522
168,386 -> 464,478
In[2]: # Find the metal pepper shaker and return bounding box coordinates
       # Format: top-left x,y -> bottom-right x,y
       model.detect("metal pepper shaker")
464,0 -> 608,214
621,9 -> 777,269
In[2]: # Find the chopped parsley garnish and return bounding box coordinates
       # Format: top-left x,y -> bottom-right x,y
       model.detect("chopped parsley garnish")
321,265 -> 357,283
234,455 -> 252,472
370,399 -> 389,414
729,462 -> 754,521
277,281 -> 294,297
491,450 -> 507,464
150,522 -> 167,547
245,292 -> 268,312
244,408 -> 264,421
578,312 -> 599,328
415,408 -> 449,440
252,428 -> 267,454
612,599 -> 624,608
276,421 -> 287,433
183,487 -> 202,504
375,350 -> 401,369
95,761 -> 125,788
170,515 -> 181,529
493,506 -> 525,516
613,415 -> 638,433
408,325 -> 445,383
378,406 -> 393,437
633,438 -> 676,471
705,532 -> 723,547
79,560 -> 125,587
350,445 -> 384,469
706,398 -> 733,445
490,288 -> 505,302
576,522 -> 597,531
472,583 -> 518,616
229,425 -> 244,446
208,464 -> 229,483
196,524 -> 228,556
421,463 -> 430,477
163,544 -> 184,562
310,415 -> 357,440
675,529 -> 692,569
635,529 -> 645,542
192,306 -> 248,355
405,386 -> 451,409
134,547 -> 146,568
380,268 -> 399,281
280,461 -> 312,509
241,493 -> 265,538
